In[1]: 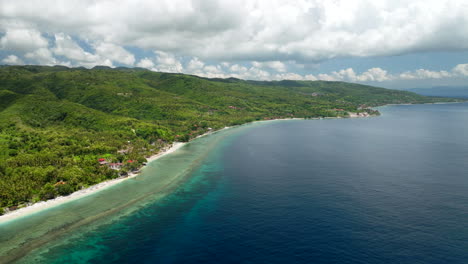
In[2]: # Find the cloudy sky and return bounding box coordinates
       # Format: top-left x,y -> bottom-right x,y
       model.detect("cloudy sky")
1,0 -> 468,89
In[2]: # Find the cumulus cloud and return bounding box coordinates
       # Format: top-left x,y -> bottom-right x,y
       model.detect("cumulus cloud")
242,67 -> 271,80
304,74 -> 318,81
50,34 -> 121,67
184,57 -> 233,78
231,64 -> 467,82
152,51 -> 183,73
136,58 -> 155,68
1,0 -> 468,62
187,57 -> 205,71
452,63 -> 468,76
252,61 -> 287,72
229,64 -> 248,73
2,54 -> 24,65
1,0 -> 468,86
24,48 -> 57,65
300,66 -> 465,83
332,68 -> 357,81
310,67 -> 392,82
356,68 -> 391,82
399,69 -> 452,80
202,65 -> 225,77
127,53 -> 468,83
94,43 -> 135,66
53,33 -> 98,62
273,72 -> 304,80
0,28 -> 49,52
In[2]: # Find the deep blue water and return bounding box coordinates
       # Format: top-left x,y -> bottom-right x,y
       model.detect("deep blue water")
14,103 -> 468,263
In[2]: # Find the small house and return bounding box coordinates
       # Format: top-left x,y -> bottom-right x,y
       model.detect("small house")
109,163 -> 123,170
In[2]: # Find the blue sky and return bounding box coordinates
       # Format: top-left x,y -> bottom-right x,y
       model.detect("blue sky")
1,0 -> 467,89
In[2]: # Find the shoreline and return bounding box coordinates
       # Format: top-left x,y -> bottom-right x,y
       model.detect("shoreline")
381,101 -> 466,107
0,142 -> 186,224
0,122 -> 301,224
2,101 -> 457,224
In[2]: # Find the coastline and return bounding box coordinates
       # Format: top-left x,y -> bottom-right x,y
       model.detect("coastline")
0,107 -> 410,224
0,142 -> 186,224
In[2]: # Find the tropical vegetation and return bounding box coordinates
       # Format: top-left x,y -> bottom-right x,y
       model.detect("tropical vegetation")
0,65 -> 458,213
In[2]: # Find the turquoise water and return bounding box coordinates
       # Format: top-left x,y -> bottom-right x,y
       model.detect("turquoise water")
0,127 -> 250,263
1,103 -> 468,263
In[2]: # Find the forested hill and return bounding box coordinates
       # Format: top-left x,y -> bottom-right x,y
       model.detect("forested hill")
0,65 -> 457,212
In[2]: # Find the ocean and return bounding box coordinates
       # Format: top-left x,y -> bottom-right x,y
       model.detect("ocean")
1,103 -> 468,263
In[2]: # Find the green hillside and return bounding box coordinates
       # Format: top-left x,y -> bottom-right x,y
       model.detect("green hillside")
0,65 -> 457,212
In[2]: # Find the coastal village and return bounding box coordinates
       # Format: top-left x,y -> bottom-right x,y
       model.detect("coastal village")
97,158 -> 138,171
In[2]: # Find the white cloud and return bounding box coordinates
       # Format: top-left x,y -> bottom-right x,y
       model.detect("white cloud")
24,48 -> 57,65
229,64 -> 248,73
317,67 -> 392,82
316,66 -> 462,83
2,0 -> 467,62
229,63 -> 467,82
332,68 -> 357,81
2,54 -> 24,65
182,62 -> 462,82
317,73 -> 337,81
399,69 -> 452,80
0,28 -> 49,52
356,68 -> 391,82
153,51 -> 183,73
187,57 -> 205,71
452,63 -> 468,76
1,0 -> 468,86
136,57 -> 155,68
243,67 -> 271,80
252,61 -> 287,72
304,74 -> 318,81
94,58 -> 114,68
53,33 -> 98,62
312,66 -> 459,83
201,65 -> 226,78
94,43 -> 135,65
51,34 -> 121,67
273,72 -> 304,80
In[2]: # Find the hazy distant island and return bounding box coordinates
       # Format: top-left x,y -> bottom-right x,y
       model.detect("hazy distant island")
0,65 -> 460,215
406,86 -> 468,99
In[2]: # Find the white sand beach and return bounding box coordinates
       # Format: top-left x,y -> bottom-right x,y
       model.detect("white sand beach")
0,115 -> 374,225
0,142 -> 186,224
